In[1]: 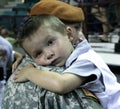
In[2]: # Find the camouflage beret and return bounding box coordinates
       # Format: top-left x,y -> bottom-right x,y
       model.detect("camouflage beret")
30,0 -> 85,22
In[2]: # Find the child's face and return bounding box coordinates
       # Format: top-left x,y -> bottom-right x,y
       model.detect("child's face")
22,26 -> 74,67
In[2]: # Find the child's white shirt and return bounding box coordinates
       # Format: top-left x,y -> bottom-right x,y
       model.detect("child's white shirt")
64,39 -> 120,109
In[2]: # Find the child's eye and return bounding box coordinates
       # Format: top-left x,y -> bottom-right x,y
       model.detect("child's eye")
48,39 -> 54,46
35,51 -> 42,58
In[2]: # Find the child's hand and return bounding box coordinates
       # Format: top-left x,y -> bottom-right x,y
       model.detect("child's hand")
14,64 -> 34,83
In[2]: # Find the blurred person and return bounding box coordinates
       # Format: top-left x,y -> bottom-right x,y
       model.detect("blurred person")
0,35 -> 23,109
0,28 -> 24,72
0,36 -> 13,82
0,35 -> 23,81
91,1 -> 113,42
74,0 -> 113,42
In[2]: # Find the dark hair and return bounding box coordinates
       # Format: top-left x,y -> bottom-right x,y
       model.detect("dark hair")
17,14 -> 67,46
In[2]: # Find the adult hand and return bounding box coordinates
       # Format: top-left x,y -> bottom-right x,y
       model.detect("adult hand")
12,51 -> 23,72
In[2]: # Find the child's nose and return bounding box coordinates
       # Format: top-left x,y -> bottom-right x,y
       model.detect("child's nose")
47,53 -> 54,59
44,49 -> 54,59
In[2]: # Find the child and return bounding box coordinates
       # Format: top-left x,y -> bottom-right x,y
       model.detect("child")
14,14 -> 120,109
11,0 -> 85,72
2,1 -> 104,109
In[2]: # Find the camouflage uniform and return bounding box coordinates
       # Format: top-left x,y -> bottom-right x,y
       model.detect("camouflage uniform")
2,55 -> 103,109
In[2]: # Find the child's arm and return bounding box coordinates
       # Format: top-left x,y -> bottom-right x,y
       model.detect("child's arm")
14,64 -> 86,94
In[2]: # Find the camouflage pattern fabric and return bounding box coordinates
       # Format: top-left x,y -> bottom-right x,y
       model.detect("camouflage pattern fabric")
2,55 -> 103,109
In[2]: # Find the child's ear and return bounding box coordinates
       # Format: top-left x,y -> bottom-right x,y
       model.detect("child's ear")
66,26 -> 74,41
